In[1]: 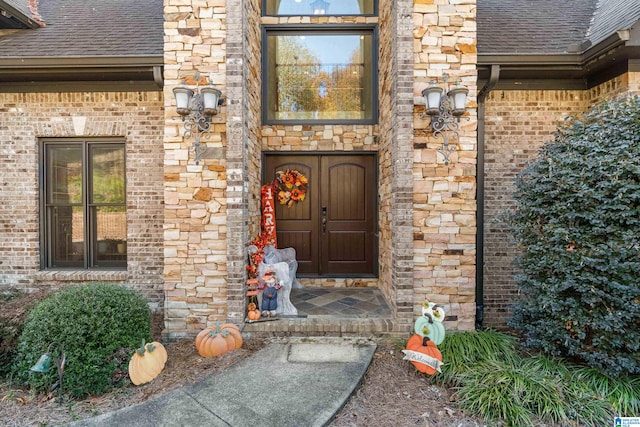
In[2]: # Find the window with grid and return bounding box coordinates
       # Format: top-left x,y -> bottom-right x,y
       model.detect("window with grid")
41,139 -> 127,269
263,29 -> 377,124
262,1 -> 378,125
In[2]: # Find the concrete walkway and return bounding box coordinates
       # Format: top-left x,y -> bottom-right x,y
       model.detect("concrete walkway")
66,337 -> 377,427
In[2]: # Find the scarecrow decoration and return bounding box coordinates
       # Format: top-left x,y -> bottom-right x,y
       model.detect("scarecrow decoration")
402,300 -> 446,375
259,269 -> 282,317
245,170 -> 307,322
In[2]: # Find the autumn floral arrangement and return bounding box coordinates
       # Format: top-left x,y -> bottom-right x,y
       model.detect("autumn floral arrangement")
246,234 -> 270,279
274,169 -> 308,207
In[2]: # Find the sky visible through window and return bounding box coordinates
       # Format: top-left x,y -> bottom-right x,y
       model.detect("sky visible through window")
297,35 -> 361,66
274,0 -> 365,15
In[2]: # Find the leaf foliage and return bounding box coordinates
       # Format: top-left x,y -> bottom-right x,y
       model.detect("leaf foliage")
507,96 -> 640,376
12,283 -> 151,397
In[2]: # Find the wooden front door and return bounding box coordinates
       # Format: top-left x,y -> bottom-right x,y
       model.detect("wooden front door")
263,154 -> 377,276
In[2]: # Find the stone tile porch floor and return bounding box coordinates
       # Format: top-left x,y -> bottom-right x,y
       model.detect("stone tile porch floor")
289,287 -> 392,319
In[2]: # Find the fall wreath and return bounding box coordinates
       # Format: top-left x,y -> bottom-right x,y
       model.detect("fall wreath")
274,169 -> 308,207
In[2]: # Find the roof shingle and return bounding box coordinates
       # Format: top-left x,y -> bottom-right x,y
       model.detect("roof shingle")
478,0 -> 640,55
0,0 -> 163,58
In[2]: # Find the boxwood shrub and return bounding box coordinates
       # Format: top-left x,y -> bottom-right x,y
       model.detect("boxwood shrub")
12,283 -> 151,397
508,96 -> 640,376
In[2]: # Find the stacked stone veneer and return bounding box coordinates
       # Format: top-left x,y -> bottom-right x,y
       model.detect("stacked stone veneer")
162,0 -> 478,338
412,0 -> 478,330
0,91 -> 165,308
164,0 -> 232,339
482,72 -> 640,328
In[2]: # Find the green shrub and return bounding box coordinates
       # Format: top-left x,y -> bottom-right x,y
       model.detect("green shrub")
12,283 -> 151,397
0,288 -> 49,377
426,331 -> 638,426
434,330 -> 518,385
507,96 -> 640,376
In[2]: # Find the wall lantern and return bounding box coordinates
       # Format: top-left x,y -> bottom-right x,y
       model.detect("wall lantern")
173,72 -> 222,164
30,342 -> 66,395
311,0 -> 329,14
422,74 -> 469,165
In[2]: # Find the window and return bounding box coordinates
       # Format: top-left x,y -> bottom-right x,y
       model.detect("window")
41,140 -> 126,269
264,0 -> 376,16
263,27 -> 378,124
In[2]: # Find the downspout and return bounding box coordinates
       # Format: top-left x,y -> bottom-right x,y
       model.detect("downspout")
475,64 -> 500,330
153,65 -> 164,89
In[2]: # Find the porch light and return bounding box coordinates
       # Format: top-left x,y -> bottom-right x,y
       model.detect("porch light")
311,0 -> 329,14
422,74 -> 469,165
173,72 -> 223,164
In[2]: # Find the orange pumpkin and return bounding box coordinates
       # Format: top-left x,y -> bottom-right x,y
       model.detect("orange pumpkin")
247,302 -> 261,321
128,340 -> 168,385
405,334 -> 443,375
195,321 -> 243,357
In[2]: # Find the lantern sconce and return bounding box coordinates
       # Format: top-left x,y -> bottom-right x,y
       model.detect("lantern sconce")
173,72 -> 223,164
422,74 -> 469,165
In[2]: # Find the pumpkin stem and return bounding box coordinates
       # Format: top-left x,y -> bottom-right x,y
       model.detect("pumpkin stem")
136,338 -> 147,356
422,336 -> 430,347
424,312 -> 434,324
207,320 -> 223,337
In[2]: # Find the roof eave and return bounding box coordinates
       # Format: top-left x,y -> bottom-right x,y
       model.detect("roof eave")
0,55 -> 163,68
0,55 -> 164,92
477,30 -> 638,90
0,0 -> 41,29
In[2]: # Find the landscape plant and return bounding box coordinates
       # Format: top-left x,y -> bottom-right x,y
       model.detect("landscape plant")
12,283 -> 152,397
507,96 -> 640,376
432,331 -> 639,426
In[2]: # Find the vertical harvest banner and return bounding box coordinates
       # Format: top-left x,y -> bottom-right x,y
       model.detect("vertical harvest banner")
261,184 -> 277,247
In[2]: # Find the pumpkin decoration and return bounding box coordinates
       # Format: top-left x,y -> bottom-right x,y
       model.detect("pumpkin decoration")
195,321 -> 243,358
403,334 -> 443,375
421,300 -> 446,322
128,340 -> 168,385
414,315 -> 446,345
247,302 -> 261,321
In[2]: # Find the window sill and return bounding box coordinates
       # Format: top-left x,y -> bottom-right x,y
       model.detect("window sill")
34,270 -> 128,282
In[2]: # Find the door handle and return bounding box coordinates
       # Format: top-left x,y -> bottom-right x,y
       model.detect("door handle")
321,206 -> 327,232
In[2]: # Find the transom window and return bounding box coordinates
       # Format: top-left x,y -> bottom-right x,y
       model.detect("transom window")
41,139 -> 126,269
264,0 -> 376,16
263,28 -> 377,124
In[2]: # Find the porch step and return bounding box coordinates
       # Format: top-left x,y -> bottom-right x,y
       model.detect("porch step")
241,316 -> 396,337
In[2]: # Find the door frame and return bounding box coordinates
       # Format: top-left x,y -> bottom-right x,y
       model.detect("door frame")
262,151 -> 379,278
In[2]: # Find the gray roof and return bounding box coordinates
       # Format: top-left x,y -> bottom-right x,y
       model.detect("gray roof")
478,0 -> 640,55
587,0 -> 640,47
3,0 -> 32,20
0,0 -> 163,58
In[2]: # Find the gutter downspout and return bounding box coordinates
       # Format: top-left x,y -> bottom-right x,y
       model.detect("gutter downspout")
475,64 -> 500,330
153,65 -> 164,89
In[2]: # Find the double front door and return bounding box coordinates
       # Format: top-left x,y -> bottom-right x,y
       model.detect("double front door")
263,154 -> 377,276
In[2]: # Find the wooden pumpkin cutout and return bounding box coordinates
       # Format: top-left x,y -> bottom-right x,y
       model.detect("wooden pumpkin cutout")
403,334 -> 443,375
128,340 -> 168,385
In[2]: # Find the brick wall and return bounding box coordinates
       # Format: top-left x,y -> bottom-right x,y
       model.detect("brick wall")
482,73 -> 638,329
0,91 -> 165,308
413,0 -> 478,330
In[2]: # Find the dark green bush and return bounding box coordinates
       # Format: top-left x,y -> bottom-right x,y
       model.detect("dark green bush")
508,96 -> 640,376
12,283 -> 151,397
